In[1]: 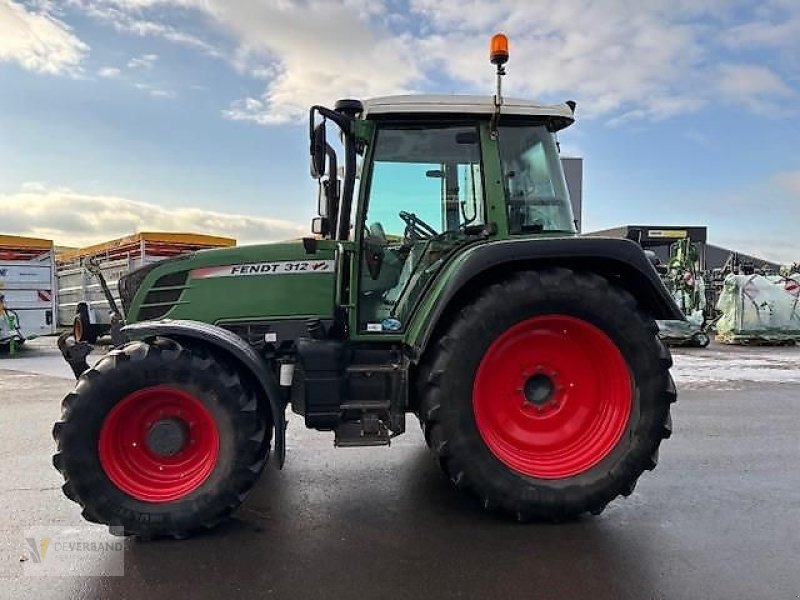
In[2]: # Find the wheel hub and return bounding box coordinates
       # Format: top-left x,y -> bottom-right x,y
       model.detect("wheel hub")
523,373 -> 555,406
146,418 -> 189,457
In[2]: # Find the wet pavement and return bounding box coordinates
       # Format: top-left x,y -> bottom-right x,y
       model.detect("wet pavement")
1,338 -> 799,599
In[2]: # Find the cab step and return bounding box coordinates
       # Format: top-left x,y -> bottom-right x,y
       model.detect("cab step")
334,414 -> 391,447
340,399 -> 390,411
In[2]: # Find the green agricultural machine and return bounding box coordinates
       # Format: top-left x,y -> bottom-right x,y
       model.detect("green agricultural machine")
53,35 -> 681,539
658,237 -> 711,347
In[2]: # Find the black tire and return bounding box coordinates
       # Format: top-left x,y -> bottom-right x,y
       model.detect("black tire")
417,268 -> 676,521
693,331 -> 711,348
73,306 -> 98,344
52,338 -> 271,539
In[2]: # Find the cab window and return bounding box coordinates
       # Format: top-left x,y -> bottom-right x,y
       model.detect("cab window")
497,125 -> 575,234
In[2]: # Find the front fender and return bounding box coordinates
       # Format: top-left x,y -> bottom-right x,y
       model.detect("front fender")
122,320 -> 287,468
407,236 -> 684,357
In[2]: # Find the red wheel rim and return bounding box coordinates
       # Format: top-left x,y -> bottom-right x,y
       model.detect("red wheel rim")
98,385 -> 219,502
473,315 -> 632,479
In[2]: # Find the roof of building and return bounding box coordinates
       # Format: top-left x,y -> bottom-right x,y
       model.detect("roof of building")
362,95 -> 575,124
586,225 -> 708,245
706,244 -> 782,271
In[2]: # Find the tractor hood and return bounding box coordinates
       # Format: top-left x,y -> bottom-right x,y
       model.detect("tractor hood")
123,240 -> 337,327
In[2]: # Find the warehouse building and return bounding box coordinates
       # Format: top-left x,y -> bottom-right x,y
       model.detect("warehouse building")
586,225 -> 782,272
561,157 -> 583,232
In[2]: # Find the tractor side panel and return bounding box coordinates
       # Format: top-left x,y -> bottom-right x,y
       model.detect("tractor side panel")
127,242 -> 337,325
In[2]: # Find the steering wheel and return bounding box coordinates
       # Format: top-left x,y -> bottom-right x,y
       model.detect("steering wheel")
399,211 -> 438,243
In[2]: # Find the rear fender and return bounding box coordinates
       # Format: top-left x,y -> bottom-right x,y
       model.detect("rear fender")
408,236 -> 684,358
122,320 -> 287,467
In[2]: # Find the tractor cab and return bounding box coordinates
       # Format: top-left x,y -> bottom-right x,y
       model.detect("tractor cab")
309,93 -> 578,333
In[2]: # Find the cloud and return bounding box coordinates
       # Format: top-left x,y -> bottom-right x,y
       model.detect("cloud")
216,1 -> 420,124
66,0 -> 800,125
68,0 -> 423,124
0,0 -> 88,75
716,63 -> 795,113
20,181 -> 49,192
93,50 -> 177,98
97,65 -> 121,77
149,88 -> 175,98
67,0 -> 222,57
726,19 -> 800,50
412,1 -> 706,119
723,1 -> 800,51
223,96 -> 268,124
0,186 -> 307,247
130,80 -> 176,97
127,52 -> 158,69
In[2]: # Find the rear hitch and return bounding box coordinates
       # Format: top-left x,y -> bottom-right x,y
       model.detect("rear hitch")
109,313 -> 126,346
58,332 -> 93,379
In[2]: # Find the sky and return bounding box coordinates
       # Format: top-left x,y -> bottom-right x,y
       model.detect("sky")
0,0 -> 798,262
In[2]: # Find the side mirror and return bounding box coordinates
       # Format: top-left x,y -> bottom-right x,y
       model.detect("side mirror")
311,217 -> 329,236
310,122 -> 327,179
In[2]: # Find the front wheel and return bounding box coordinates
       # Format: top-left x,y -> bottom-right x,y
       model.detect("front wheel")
52,338 -> 271,539
417,268 -> 676,521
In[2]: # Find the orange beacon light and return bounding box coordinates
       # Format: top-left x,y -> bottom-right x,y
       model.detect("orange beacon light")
490,33 -> 509,66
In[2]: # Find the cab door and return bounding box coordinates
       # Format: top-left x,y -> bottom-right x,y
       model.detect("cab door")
349,122 -> 486,338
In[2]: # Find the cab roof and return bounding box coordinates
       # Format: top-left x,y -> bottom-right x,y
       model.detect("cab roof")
361,95 -> 575,129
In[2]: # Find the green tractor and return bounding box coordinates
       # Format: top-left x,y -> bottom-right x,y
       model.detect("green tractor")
53,36 -> 680,539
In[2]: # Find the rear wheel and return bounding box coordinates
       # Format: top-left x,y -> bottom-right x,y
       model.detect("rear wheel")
53,338 -> 271,539
418,268 -> 676,520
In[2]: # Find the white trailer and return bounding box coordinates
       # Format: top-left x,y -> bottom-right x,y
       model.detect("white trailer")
0,236 -> 57,349
56,232 -> 235,342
